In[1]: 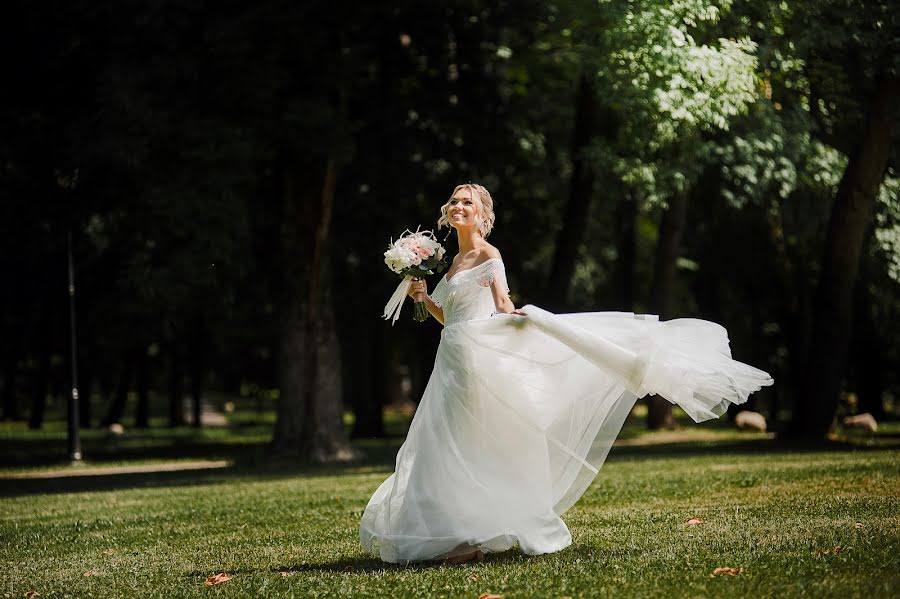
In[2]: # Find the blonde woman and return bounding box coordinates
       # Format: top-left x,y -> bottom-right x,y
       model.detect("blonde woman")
360,183 -> 772,565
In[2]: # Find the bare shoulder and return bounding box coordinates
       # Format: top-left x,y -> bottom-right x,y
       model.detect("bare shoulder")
480,244 -> 502,261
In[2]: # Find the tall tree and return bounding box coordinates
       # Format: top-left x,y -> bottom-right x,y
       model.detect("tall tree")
545,74 -> 598,308
265,3 -> 357,461
785,0 -> 900,436
578,0 -> 759,427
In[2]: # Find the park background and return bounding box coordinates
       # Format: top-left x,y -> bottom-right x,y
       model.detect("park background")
2,1 -> 898,597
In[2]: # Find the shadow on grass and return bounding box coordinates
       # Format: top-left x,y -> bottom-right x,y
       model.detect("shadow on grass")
1,466 -> 238,497
0,433 -> 269,469
608,435 -> 897,460
186,548 -> 533,579
0,430 -> 407,469
2,432 -> 896,499
0,437 -> 405,498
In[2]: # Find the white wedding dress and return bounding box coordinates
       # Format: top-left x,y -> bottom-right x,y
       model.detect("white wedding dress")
360,258 -> 772,563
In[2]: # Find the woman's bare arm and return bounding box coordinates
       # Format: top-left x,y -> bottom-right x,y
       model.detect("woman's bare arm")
408,278 -> 445,325
489,276 -> 526,316
423,294 -> 445,325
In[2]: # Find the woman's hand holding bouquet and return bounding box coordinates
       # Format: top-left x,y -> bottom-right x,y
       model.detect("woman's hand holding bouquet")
382,228 -> 448,324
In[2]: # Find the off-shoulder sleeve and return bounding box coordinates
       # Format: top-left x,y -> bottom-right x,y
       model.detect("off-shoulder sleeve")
430,276 -> 449,307
476,259 -> 510,293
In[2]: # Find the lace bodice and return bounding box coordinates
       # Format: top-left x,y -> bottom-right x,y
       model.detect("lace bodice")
430,258 -> 510,327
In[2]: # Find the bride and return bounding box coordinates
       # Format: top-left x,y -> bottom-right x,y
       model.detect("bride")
360,183 -> 773,565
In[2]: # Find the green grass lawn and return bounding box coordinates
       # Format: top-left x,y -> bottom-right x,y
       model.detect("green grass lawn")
2,429 -> 898,598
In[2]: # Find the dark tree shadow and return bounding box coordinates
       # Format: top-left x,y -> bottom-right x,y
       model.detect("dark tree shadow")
0,436 -> 272,469
608,434 -> 900,460
1,466 -> 238,497
2,431 -> 896,498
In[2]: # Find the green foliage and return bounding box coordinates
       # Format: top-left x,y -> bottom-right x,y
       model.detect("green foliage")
538,0 -> 760,212
779,0 -> 900,150
602,0 -> 758,145
874,171 -> 900,284
713,104 -> 846,209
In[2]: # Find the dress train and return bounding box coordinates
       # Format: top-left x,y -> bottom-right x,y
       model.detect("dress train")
360,259 -> 772,563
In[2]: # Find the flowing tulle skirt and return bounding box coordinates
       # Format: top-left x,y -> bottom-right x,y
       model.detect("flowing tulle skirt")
360,305 -> 773,563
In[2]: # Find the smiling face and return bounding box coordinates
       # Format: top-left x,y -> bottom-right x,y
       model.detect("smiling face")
437,183 -> 495,237
447,187 -> 479,230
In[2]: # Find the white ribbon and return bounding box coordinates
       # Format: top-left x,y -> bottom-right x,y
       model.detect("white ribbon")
383,275 -> 414,326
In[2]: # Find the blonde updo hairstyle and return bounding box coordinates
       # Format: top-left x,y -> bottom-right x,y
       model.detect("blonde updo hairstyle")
437,183 -> 496,238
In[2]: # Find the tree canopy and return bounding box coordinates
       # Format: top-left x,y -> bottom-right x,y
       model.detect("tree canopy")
2,0 -> 898,455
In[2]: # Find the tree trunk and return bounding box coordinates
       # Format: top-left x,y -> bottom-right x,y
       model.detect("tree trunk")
167,329 -> 185,427
28,307 -> 52,430
274,289 -> 306,452
305,264 -> 350,461
609,191 -> 637,310
102,357 -> 132,427
2,326 -> 22,421
793,76 -> 899,437
135,349 -> 149,428
765,196 -> 812,424
546,74 -> 597,308
28,353 -> 50,429
189,316 -> 206,429
350,315 -> 385,438
272,159 -> 357,462
78,356 -> 92,428
646,189 -> 690,430
851,255 -> 885,420
374,324 -> 392,431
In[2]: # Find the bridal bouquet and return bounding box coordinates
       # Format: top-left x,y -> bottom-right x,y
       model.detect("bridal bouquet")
382,228 -> 448,324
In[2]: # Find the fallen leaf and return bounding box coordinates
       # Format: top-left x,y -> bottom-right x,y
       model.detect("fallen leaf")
469,574 -> 480,581
343,565 -> 355,572
854,523 -> 864,529
816,546 -> 841,555
280,571 -> 295,577
686,517 -> 705,526
102,549 -> 115,556
205,573 -> 232,586
83,570 -> 96,577
711,567 -> 743,576
478,594 -> 503,599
